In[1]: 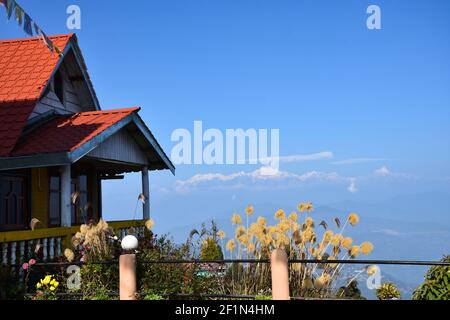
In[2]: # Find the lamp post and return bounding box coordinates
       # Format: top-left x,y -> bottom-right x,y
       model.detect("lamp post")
119,235 -> 138,300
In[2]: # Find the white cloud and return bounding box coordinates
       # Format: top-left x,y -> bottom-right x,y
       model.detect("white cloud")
256,151 -> 333,164
332,158 -> 386,165
372,229 -> 404,237
347,178 -> 358,193
374,166 -> 391,177
174,167 -> 343,192
277,151 -> 334,163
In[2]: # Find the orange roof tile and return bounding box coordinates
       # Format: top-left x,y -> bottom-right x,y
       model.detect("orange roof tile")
0,34 -> 74,157
11,107 -> 140,156
0,34 -> 73,102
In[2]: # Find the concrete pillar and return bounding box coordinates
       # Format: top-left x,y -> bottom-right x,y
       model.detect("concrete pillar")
271,249 -> 290,300
60,165 -> 72,227
141,166 -> 150,220
119,254 -> 137,300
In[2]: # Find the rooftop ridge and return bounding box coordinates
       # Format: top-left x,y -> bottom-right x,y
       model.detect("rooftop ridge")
0,33 -> 75,45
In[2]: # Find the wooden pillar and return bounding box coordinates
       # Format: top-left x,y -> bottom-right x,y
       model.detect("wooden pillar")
60,165 -> 72,227
119,254 -> 137,300
141,166 -> 150,220
271,249 -> 290,300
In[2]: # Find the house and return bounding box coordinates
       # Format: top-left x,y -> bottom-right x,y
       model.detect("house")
0,34 -> 175,264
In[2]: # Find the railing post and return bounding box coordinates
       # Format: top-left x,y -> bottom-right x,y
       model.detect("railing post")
2,243 -> 8,265
271,249 -> 290,300
119,235 -> 138,300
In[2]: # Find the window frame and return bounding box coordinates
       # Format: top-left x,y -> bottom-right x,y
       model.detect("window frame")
48,170 -> 62,227
0,171 -> 29,232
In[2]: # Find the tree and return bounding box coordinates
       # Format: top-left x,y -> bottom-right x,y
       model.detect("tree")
413,255 -> 450,300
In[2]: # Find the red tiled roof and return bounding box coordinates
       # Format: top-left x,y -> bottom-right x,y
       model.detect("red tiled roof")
0,34 -> 75,157
0,34 -> 73,102
0,100 -> 36,157
11,107 -> 140,156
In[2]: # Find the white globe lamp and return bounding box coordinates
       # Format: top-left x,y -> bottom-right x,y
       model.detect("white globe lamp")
121,235 -> 138,251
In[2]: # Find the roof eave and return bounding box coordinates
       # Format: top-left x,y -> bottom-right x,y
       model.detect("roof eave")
0,111 -> 176,175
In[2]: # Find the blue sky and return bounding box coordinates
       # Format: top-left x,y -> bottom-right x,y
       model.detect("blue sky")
1,1 -> 450,238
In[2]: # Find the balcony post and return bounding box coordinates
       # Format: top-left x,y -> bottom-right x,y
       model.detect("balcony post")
61,165 -> 72,227
141,166 -> 150,220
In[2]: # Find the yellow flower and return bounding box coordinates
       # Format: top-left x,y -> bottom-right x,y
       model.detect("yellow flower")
312,248 -> 322,258
276,233 -> 290,247
235,226 -> 246,238
249,223 -> 262,235
247,243 -> 256,253
245,205 -> 254,216
327,256 -> 337,268
298,202 -> 313,212
360,242 -> 374,255
315,273 -> 331,289
277,219 -> 291,233
349,245 -> 360,258
231,214 -> 242,225
331,234 -> 343,247
50,286 -> 56,292
323,230 -> 334,244
43,275 -> 52,285
256,216 -> 266,226
348,213 -> 360,226
301,228 -> 315,243
305,216 -> 314,227
238,234 -> 250,245
298,202 -> 306,212
64,248 -> 75,263
341,237 -> 353,250
226,239 -> 235,252
274,209 -> 285,220
217,230 -> 226,239
145,219 -> 155,231
36,283 -> 42,289
288,212 -> 298,222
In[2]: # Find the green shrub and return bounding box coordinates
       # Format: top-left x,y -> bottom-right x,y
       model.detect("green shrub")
200,238 -> 223,260
376,283 -> 401,300
0,265 -> 23,300
413,255 -> 450,300
79,262 -> 119,299
144,293 -> 165,300
138,234 -> 221,298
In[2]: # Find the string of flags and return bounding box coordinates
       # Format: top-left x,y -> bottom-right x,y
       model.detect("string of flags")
0,0 -> 63,56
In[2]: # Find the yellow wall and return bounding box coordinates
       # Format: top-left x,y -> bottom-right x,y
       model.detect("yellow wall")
31,168 -> 49,228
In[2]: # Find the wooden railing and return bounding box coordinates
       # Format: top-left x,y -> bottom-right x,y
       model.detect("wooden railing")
0,220 -> 146,266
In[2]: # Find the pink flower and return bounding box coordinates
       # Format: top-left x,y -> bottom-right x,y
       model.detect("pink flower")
29,259 -> 36,266
22,263 -> 29,270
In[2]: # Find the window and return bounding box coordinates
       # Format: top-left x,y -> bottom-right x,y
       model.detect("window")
54,70 -> 64,104
0,175 -> 28,231
48,175 -> 61,227
71,175 -> 89,225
